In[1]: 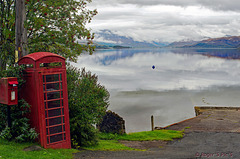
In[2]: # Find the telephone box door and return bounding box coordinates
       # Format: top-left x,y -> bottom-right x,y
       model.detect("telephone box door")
41,73 -> 68,146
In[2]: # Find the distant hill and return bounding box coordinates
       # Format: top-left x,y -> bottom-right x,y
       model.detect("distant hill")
168,36 -> 240,48
94,30 -> 240,49
167,40 -> 199,48
93,29 -> 168,48
189,36 -> 240,48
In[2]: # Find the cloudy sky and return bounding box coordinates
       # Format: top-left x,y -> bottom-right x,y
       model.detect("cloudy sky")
87,0 -> 240,43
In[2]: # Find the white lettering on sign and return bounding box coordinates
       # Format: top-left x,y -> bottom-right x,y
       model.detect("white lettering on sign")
11,91 -> 15,101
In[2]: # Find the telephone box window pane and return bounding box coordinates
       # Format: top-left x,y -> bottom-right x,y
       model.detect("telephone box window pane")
49,117 -> 62,126
64,133 -> 66,140
46,74 -> 59,82
62,108 -> 64,115
44,102 -> 47,109
46,83 -> 59,91
43,76 -> 45,82
62,116 -> 65,123
48,108 -> 61,117
61,91 -> 63,98
49,125 -> 63,134
45,111 -> 47,118
47,92 -> 60,100
43,84 -> 46,91
47,137 -> 49,144
46,128 -> 49,135
60,83 -> 62,89
50,134 -> 63,143
46,119 -> 48,126
44,93 -> 46,100
60,74 -> 62,81
48,100 -> 60,109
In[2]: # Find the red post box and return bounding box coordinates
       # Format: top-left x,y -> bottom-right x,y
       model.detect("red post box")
0,77 -> 18,105
18,52 -> 71,149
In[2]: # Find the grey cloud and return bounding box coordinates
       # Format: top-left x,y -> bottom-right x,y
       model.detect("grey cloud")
91,0 -> 195,6
196,0 -> 240,11
91,0 -> 240,11
89,0 -> 240,42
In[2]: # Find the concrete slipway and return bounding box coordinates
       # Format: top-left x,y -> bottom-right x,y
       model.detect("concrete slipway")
74,107 -> 240,159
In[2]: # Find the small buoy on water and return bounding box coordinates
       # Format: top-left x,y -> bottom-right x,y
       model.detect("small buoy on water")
152,65 -> 155,69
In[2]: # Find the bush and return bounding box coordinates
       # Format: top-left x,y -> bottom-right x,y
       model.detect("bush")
67,66 -> 110,147
0,65 -> 38,142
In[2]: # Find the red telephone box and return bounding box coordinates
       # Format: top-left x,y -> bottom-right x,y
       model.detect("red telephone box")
18,52 -> 71,149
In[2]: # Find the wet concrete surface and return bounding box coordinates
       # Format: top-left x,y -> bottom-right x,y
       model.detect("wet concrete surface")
74,107 -> 240,159
164,107 -> 240,133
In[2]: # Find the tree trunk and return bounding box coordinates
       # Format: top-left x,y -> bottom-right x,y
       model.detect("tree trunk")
15,0 -> 27,60
0,0 -> 4,71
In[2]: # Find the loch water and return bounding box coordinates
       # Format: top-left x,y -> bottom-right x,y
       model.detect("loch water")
72,48 -> 240,132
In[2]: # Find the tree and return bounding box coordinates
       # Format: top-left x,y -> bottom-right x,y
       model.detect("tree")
0,0 -> 16,71
0,0 -> 97,71
67,66 -> 110,147
25,0 -> 97,61
15,0 -> 27,57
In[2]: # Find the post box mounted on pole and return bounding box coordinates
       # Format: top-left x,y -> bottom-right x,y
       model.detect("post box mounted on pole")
0,77 -> 19,127
0,77 -> 18,106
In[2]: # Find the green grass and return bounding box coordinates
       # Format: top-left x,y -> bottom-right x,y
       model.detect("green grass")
83,140 -> 138,151
0,139 -> 78,159
85,130 -> 184,151
0,130 -> 184,157
99,130 -> 184,141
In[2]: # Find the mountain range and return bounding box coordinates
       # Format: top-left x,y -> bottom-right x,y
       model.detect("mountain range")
93,30 -> 240,49
93,30 -> 168,48
168,36 -> 240,48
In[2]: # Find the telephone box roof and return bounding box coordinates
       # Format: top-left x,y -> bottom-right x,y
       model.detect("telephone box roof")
21,52 -> 65,62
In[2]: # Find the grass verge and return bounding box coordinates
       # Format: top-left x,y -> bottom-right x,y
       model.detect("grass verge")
99,130 -> 184,141
84,130 -> 184,151
83,140 -> 139,151
0,139 -> 78,159
0,130 -> 184,157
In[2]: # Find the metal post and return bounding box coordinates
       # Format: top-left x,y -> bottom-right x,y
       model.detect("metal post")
7,106 -> 11,127
151,115 -> 154,131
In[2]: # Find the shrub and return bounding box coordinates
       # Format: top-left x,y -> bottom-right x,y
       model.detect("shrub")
0,65 -> 38,142
67,66 -> 110,147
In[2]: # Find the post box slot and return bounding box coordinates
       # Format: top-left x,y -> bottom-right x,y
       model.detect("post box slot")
8,81 -> 19,85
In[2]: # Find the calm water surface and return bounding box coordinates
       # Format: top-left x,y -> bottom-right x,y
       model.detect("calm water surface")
72,48 -> 240,132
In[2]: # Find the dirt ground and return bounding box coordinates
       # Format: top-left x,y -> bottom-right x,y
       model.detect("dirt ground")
74,107 -> 240,159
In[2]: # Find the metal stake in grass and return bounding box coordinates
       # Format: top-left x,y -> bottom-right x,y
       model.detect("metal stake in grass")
151,115 -> 154,131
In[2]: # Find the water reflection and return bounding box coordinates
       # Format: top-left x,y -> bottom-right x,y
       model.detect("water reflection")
72,48 -> 240,132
